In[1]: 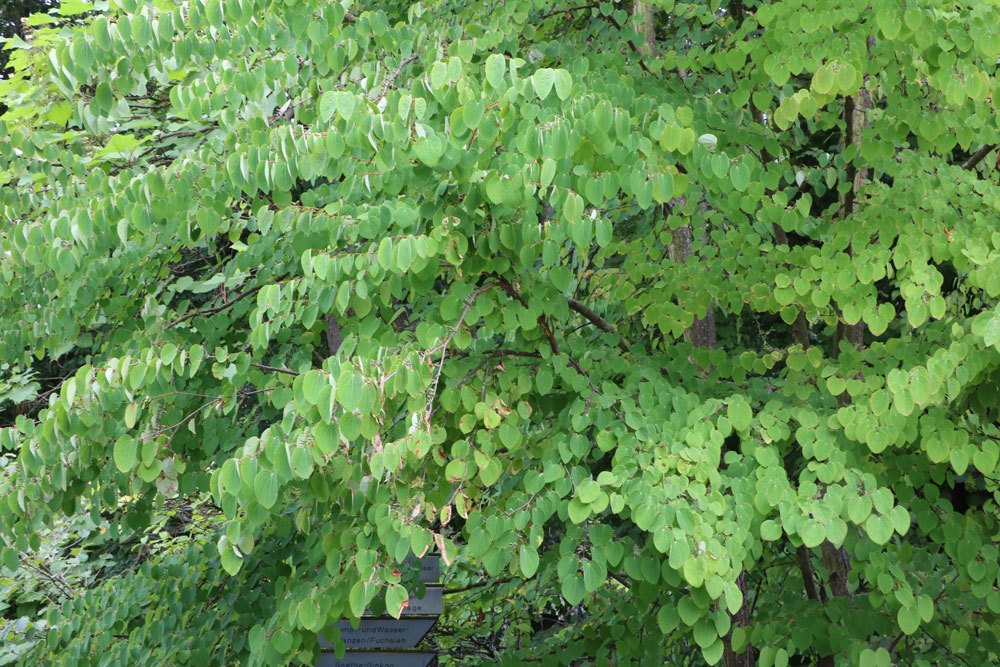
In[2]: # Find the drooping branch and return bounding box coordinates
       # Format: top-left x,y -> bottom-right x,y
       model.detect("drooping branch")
495,275 -> 595,380
166,285 -> 261,329
566,296 -> 629,353
427,282 -> 500,417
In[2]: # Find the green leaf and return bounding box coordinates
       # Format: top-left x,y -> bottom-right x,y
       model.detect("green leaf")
693,618 -> 718,649
335,91 -> 356,121
668,537 -> 690,570
563,192 -> 584,223
859,648 -> 891,667
319,91 -> 338,122
577,479 -> 600,504
253,469 -> 279,509
302,369 -> 324,404
760,519 -> 782,541
1,547 -> 19,572
96,133 -> 142,159
561,573 -> 585,605
812,65 -> 835,95
220,459 -> 241,495
582,559 -> 605,592
270,629 -> 292,654
553,69 -> 573,100
540,158 -> 556,190
651,172 -> 674,203
727,398 -> 753,432
485,54 -> 506,89
876,11 -> 901,40
730,163 -> 750,191
290,447 -> 314,479
298,598 -> 322,630
897,604 -> 920,635
567,498 -> 590,524
396,237 -> 415,272
536,370 -> 553,394
653,525 -> 673,553
124,402 -> 138,429
865,514 -> 893,545
188,344 -> 205,376
531,68 -> 555,100
218,538 -> 243,576
349,580 -> 374,618
385,584 -> 409,618
337,368 -> 363,409
520,545 -> 540,578
414,135 -> 445,167
658,604 -> 679,633
113,435 -> 138,472
799,521 -> 825,548
702,638 -> 724,666
463,100 -> 484,129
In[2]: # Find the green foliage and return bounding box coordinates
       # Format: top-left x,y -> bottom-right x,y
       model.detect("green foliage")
1,0 -> 999,665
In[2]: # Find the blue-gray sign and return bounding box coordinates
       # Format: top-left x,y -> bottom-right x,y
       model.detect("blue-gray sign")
316,652 -> 436,667
402,555 -> 439,583
394,586 -> 442,616
321,618 -> 437,650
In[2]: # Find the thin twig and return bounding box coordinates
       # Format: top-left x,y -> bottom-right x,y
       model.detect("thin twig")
444,577 -> 513,595
918,626 -> 975,667
249,362 -> 298,377
370,55 -> 419,103
537,4 -> 599,20
136,127 -> 214,161
603,13 -> 653,75
888,573 -> 958,654
16,554 -> 75,599
426,282 -> 499,418
166,285 -> 261,328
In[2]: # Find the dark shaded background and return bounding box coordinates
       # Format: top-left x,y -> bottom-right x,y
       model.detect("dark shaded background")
1,0 -> 56,75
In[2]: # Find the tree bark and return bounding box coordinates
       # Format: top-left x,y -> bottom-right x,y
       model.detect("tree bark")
325,314 -> 342,356
816,84 -> 870,667
632,1 -> 657,57
668,213 -> 744,665
668,223 -> 716,350
633,4 -> 746,662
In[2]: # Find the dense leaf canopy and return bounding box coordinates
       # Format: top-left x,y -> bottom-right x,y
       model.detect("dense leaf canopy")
1,0 -> 999,665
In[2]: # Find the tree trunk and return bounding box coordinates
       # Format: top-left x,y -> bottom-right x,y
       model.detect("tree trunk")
633,4 -> 746,663
325,314 -> 342,356
632,1 -> 657,57
669,208 -> 746,665
816,84 -> 870,666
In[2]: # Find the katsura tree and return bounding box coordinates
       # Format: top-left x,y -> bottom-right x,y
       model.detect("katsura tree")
1,0 -> 999,665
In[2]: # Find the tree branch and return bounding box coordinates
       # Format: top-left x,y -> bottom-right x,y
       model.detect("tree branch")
496,277 -> 557,353
166,285 -> 261,328
325,314 -> 342,356
604,11 -> 653,75
250,362 -> 298,377
961,144 -> 995,170
370,55 -> 419,103
566,297 -> 629,353
444,577 -> 513,595
427,282 -> 499,419
888,573 -> 958,654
